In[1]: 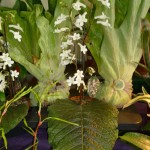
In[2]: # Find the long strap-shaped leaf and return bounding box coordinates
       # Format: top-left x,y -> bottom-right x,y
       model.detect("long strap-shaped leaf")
120,132 -> 150,150
87,0 -> 150,106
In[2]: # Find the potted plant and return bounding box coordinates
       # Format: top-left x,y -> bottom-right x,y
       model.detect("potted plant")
0,0 -> 150,150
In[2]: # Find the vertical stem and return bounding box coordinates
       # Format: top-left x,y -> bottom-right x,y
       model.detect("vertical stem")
32,104 -> 42,150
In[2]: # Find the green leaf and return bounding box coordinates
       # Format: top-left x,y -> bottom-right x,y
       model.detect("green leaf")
48,99 -> 118,149
120,132 -> 150,150
87,0 -> 150,107
0,103 -> 28,134
0,92 -> 5,102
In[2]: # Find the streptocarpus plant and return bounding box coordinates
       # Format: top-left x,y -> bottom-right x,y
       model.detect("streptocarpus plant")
87,0 -> 150,107
0,1 -> 69,106
0,0 -> 150,150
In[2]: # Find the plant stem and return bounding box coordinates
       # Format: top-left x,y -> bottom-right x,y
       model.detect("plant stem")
32,109 -> 42,150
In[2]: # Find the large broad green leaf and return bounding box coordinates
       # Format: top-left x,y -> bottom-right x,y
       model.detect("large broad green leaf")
119,132 -> 150,150
0,5 -> 43,80
87,0 -> 150,107
0,103 -> 28,134
48,99 -> 118,150
0,1 -> 72,104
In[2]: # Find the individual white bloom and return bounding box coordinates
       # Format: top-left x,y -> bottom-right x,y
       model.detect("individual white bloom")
66,39 -> 73,46
60,42 -> 68,49
74,76 -> 84,87
74,70 -> 84,79
78,43 -> 88,54
67,76 -> 75,86
4,58 -> 14,68
60,49 -> 75,65
9,24 -> 23,32
74,12 -> 87,30
0,53 -> 14,68
60,49 -> 72,59
67,70 -> 86,88
72,0 -> 86,11
0,55 -> 14,69
73,70 -> 86,88
95,12 -> 109,19
9,30 -> 22,42
97,0 -> 110,8
70,33 -> 81,40
54,27 -> 69,33
96,19 -> 111,27
0,53 -> 10,61
60,39 -> 73,49
54,14 -> 69,26
0,73 -> 6,92
11,70 -> 19,81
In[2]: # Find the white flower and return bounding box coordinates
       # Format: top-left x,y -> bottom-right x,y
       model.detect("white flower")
0,73 -> 6,92
95,12 -> 109,20
0,53 -> 10,61
67,76 -> 75,86
4,58 -> 14,68
60,49 -> 72,59
72,0 -> 86,11
97,0 -> 110,8
54,14 -> 69,26
74,12 -> 87,30
60,39 -> 73,49
60,49 -> 75,66
66,70 -> 85,88
60,42 -> 68,49
9,30 -> 22,42
0,53 -> 14,69
74,70 -> 84,79
96,19 -> 111,27
78,43 -> 88,54
74,76 -> 84,87
66,39 -> 73,46
69,33 -> 81,40
74,70 -> 85,88
9,24 -> 23,32
11,70 -> 19,81
54,27 -> 69,33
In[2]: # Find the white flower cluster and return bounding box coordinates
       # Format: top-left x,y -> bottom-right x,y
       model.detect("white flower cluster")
98,0 -> 110,8
9,24 -> 23,42
95,0 -> 111,27
0,52 -> 19,92
53,0 -> 89,89
53,0 -> 111,89
67,70 -> 86,89
54,0 -> 88,65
